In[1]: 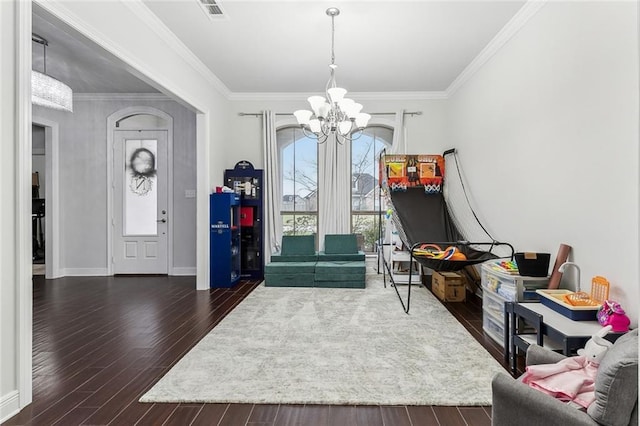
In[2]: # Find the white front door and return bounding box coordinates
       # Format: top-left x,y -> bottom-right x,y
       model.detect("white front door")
113,130 -> 168,274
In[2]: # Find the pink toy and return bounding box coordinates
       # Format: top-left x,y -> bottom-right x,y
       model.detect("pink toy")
597,300 -> 630,332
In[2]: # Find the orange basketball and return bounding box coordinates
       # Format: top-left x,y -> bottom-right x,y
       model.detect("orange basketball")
450,252 -> 467,261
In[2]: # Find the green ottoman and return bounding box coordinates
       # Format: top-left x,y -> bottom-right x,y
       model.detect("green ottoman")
314,261 -> 366,289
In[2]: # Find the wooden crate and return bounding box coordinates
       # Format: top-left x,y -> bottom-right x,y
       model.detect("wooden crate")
432,271 -> 466,302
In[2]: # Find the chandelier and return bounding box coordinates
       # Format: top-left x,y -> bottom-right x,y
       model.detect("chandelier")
293,7 -> 370,144
32,34 -> 73,113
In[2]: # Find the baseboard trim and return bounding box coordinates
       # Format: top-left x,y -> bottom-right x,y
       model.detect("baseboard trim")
172,267 -> 197,276
62,268 -> 109,276
0,391 -> 20,424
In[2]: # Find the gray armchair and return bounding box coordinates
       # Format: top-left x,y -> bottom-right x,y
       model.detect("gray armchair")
492,329 -> 638,426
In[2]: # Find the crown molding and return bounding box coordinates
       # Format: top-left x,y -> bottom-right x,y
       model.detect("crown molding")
446,0 -> 548,97
121,0 -> 232,99
74,93 -> 171,102
228,91 -> 449,102
352,91 -> 449,101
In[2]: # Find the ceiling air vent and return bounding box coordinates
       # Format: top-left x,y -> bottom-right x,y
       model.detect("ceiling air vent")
198,0 -> 228,20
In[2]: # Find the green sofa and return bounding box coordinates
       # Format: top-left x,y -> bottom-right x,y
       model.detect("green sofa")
314,234 -> 365,288
264,234 -> 366,288
265,235 -> 317,287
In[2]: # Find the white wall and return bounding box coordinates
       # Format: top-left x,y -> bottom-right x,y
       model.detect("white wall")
225,98 -> 448,174
3,0 -> 232,418
33,98 -> 197,273
0,1 -> 19,420
447,2 -> 639,324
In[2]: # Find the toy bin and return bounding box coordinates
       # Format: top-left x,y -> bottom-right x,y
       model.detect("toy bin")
514,252 -> 550,277
536,289 -> 599,321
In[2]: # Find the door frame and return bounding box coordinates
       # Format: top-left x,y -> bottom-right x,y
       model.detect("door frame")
32,116 -> 62,279
106,106 -> 174,276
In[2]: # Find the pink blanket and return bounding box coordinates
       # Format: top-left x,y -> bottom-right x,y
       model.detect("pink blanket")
521,356 -> 599,408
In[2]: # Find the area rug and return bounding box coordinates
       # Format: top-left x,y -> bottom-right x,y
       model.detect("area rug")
140,270 -> 506,405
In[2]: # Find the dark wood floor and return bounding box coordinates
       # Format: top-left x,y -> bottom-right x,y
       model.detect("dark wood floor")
3,273 -> 509,426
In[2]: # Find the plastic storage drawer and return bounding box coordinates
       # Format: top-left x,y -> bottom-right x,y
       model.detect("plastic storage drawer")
482,274 -> 517,301
483,309 -> 505,347
481,263 -> 549,302
483,290 -> 507,318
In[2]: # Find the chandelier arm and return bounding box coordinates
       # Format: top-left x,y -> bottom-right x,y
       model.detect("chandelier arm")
349,129 -> 365,141
301,126 -> 330,145
336,128 -> 364,143
316,133 -> 330,144
301,126 -> 320,140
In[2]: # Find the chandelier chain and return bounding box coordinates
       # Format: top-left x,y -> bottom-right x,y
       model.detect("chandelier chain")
330,14 -> 335,67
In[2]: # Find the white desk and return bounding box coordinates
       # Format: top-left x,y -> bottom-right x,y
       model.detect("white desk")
504,302 -> 622,372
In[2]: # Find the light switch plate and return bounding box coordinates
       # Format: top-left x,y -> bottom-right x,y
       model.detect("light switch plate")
185,189 -> 196,198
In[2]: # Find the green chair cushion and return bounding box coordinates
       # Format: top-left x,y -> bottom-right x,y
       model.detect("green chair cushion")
270,254 -> 318,262
324,234 -> 358,255
314,272 -> 366,282
315,261 -> 366,275
281,235 -> 316,256
265,262 -> 316,274
315,280 -> 366,289
318,252 -> 365,262
265,273 -> 315,287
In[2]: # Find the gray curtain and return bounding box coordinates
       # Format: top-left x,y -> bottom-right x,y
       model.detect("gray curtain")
262,111 -> 282,261
318,133 -> 351,250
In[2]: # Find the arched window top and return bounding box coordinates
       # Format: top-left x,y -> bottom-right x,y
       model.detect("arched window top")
355,126 -> 393,148
116,113 -> 169,129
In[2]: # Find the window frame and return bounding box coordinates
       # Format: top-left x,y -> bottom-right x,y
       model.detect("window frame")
277,126 -> 319,238
349,125 -> 393,253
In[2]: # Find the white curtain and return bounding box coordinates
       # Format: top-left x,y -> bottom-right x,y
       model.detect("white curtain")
318,133 -> 351,250
390,109 -> 406,154
262,111 -> 282,261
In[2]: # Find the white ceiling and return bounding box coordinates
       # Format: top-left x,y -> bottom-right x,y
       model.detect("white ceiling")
32,8 -> 159,93
32,1 -> 527,95
144,0 -> 526,93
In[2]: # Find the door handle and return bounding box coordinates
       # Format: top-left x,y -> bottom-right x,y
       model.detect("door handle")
157,218 -> 167,223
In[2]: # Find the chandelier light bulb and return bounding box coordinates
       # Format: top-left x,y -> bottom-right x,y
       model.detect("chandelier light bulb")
309,119 -> 322,133
327,87 -> 347,104
338,120 -> 352,135
317,102 -> 331,119
307,96 -> 326,116
294,110 -> 313,125
351,102 -> 363,116
355,113 -> 371,129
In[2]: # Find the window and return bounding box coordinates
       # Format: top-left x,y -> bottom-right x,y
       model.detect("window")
277,127 -> 318,237
351,126 -> 393,253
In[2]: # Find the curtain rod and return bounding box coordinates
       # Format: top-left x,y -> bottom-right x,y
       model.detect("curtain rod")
237,111 -> 422,117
